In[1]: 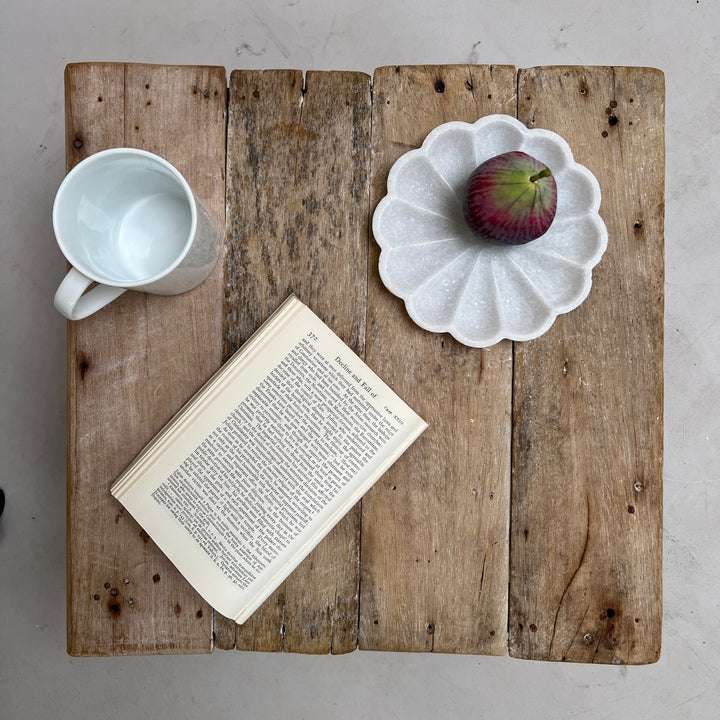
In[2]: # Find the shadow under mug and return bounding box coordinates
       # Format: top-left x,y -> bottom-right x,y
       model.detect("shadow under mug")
53,148 -> 221,320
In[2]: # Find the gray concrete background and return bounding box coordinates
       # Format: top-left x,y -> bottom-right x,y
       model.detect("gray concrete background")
1,1 -> 718,718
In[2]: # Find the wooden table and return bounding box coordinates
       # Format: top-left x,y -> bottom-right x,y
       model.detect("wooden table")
65,63 -> 664,663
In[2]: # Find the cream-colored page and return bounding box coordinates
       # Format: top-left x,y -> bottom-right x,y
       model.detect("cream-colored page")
112,297 -> 427,622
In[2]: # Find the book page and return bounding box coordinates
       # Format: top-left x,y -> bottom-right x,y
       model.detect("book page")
113,296 -> 427,622
151,333 -> 402,592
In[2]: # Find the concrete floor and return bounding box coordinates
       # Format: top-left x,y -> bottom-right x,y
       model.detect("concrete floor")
2,1 -> 719,718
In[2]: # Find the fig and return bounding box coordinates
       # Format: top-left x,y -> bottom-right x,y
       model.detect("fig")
462,151 -> 557,245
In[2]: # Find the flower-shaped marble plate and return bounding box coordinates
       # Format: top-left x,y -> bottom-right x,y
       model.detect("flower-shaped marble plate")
372,114 -> 608,347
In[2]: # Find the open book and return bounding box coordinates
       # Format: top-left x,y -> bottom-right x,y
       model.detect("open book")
111,295 -> 427,624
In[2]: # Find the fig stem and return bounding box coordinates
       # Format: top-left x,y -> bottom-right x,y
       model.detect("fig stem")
529,168 -> 552,183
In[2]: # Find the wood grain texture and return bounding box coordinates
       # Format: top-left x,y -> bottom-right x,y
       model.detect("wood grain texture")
359,65 -> 516,654
65,63 -> 664,662
66,63 -> 226,655
222,69 -> 371,653
509,66 -> 664,664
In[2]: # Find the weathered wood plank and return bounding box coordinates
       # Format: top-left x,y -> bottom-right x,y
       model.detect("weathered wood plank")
66,63 -> 226,655
360,65 -> 516,654
224,69 -> 372,653
509,66 -> 664,664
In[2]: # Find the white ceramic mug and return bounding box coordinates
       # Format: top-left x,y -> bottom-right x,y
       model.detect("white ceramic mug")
53,148 -> 221,320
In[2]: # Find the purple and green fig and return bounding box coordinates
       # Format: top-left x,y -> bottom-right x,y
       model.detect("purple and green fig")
462,150 -> 557,245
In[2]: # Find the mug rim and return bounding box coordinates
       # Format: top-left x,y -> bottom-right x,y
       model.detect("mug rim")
52,148 -> 198,288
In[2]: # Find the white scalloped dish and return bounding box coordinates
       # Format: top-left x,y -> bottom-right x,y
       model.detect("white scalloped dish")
372,114 -> 608,347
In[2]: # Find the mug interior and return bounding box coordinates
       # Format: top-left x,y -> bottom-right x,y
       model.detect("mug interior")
54,151 -> 194,285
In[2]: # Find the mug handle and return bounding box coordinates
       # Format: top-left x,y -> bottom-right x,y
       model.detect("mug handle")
54,267 -> 127,320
